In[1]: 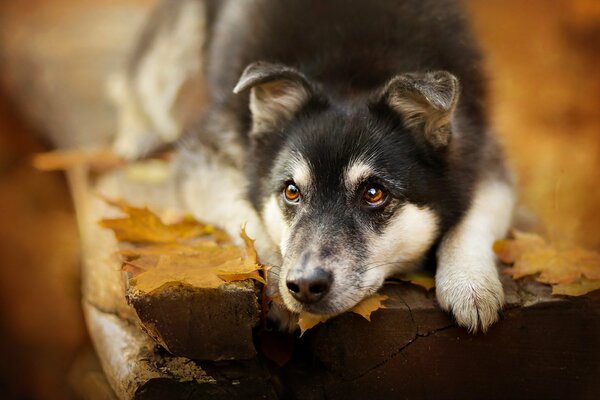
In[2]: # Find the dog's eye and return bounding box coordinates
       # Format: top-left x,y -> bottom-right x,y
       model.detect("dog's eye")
362,185 -> 387,207
284,182 -> 301,203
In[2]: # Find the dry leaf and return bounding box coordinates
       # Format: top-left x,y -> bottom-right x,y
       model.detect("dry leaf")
100,200 -> 265,293
99,198 -> 220,244
126,231 -> 265,293
552,277 -> 600,296
494,230 -> 600,296
350,294 -> 389,321
297,294 -> 388,335
215,227 -> 266,284
387,272 -> 435,290
297,313 -> 330,336
493,230 -> 546,264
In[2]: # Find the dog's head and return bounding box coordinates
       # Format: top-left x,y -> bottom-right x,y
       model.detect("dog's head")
234,62 -> 464,316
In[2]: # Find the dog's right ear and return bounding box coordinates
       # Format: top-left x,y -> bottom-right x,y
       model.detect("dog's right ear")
378,71 -> 460,148
233,62 -> 312,135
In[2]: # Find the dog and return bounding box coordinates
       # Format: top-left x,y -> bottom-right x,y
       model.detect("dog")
110,0 -> 515,333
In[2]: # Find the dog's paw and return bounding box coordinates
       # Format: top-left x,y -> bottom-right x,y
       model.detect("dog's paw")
435,267 -> 504,333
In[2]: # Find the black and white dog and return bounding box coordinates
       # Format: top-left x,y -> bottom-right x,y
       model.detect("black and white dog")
111,0 -> 515,333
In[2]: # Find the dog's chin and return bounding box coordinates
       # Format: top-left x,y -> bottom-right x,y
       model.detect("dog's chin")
278,281 -> 381,317
282,296 -> 349,317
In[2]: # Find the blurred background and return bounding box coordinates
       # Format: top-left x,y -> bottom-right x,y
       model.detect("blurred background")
0,0 -> 598,398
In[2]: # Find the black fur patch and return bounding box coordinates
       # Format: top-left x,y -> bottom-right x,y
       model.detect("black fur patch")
197,0 -> 492,265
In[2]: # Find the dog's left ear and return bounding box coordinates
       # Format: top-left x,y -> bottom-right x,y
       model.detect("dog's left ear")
234,62 -> 313,135
378,71 -> 459,147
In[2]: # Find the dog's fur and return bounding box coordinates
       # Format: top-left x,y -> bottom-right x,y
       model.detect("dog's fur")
111,0 -> 515,333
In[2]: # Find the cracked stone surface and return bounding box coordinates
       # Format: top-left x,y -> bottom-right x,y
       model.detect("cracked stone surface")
307,284 -> 453,379
85,302 -> 277,400
282,286 -> 600,400
127,282 -> 260,361
85,273 -> 600,399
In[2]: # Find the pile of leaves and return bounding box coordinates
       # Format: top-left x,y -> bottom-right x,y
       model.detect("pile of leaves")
494,230 -> 600,296
99,199 -> 265,292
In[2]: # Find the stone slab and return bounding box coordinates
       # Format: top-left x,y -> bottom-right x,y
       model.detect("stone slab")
127,282 -> 261,361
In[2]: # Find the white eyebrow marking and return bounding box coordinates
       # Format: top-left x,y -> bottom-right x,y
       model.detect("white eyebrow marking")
344,161 -> 375,192
290,153 -> 311,189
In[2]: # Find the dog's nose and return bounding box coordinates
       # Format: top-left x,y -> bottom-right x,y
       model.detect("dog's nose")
286,267 -> 332,304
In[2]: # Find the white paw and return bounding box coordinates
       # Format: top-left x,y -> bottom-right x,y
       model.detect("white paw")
435,266 -> 504,333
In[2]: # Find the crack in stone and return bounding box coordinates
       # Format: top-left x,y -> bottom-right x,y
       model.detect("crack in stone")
345,324 -> 455,382
416,324 -> 455,337
397,294 -> 418,332
340,292 -> 456,382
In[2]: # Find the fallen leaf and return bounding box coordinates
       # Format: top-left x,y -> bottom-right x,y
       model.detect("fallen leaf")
494,230 -> 600,296
99,198 -> 220,244
297,313 -> 330,336
126,235 -> 265,293
552,277 -> 600,296
387,272 -> 435,290
350,294 -> 389,321
215,227 -> 266,284
297,293 -> 388,335
239,227 -> 258,264
130,253 -> 231,292
100,200 -> 265,293
215,259 -> 267,285
493,230 -> 546,264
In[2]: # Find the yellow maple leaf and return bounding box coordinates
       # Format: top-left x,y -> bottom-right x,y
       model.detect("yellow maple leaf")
100,200 -> 265,293
297,294 -> 388,335
552,277 -> 600,296
494,230 -> 600,296
387,272 -> 435,290
126,238 -> 265,293
297,313 -> 330,336
215,227 -> 266,284
99,198 -> 221,244
350,294 -> 389,321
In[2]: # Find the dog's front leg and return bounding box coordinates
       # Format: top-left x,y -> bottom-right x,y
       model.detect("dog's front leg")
436,178 -> 515,333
